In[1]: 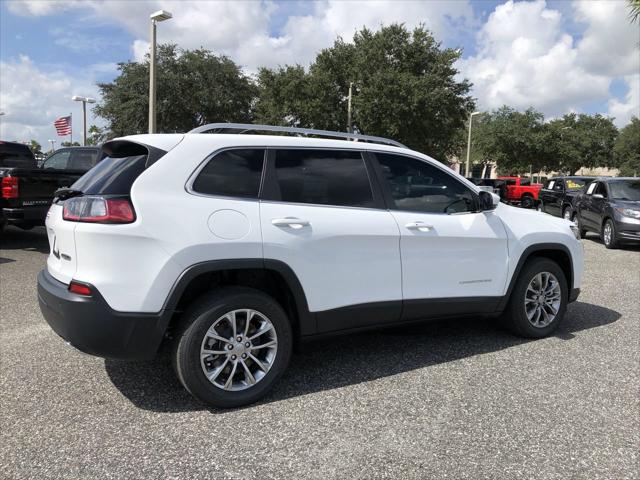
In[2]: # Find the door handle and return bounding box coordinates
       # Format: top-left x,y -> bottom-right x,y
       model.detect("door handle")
405,222 -> 433,232
271,217 -> 310,229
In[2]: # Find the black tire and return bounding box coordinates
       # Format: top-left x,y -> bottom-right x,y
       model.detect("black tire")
521,194 -> 534,209
602,218 -> 619,249
575,213 -> 587,238
501,257 -> 568,338
173,287 -> 293,408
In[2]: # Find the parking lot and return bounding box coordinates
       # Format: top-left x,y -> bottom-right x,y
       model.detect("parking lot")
0,226 -> 638,480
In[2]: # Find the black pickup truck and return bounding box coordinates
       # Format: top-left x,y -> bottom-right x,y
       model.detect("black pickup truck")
1,141 -> 103,233
538,176 -> 597,220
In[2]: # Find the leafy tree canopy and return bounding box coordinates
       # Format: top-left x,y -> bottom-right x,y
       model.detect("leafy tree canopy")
473,107 -> 548,175
95,44 -> 257,137
255,24 -> 475,161
614,116 -> 640,176
546,113 -> 617,175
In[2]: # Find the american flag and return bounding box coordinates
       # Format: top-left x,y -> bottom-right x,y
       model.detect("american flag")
54,115 -> 72,136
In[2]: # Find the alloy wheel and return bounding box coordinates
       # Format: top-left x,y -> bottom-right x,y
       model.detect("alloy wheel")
603,222 -> 613,246
524,272 -> 562,328
200,309 -> 278,391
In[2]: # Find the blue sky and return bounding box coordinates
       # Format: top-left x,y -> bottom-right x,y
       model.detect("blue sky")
1,0 -> 638,147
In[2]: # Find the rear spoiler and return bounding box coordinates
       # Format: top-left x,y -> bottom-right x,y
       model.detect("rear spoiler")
101,140 -> 168,167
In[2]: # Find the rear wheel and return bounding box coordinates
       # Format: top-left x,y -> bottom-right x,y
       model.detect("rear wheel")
521,194 -> 534,209
501,258 -> 568,338
173,287 -> 292,408
602,219 -> 619,249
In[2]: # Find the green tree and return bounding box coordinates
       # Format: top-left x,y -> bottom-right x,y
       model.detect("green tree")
95,44 -> 257,137
87,125 -> 110,145
255,24 -> 475,161
547,113 -> 617,174
629,0 -> 640,24
614,116 -> 640,176
473,106 -> 549,175
28,139 -> 42,155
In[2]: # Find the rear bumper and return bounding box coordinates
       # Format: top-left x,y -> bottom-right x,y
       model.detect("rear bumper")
37,269 -> 168,360
3,205 -> 48,226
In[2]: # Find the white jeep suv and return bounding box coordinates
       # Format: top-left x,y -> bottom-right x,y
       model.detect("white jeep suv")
38,124 -> 583,408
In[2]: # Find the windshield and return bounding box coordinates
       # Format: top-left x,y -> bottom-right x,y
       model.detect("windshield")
565,179 -> 588,191
608,180 -> 640,201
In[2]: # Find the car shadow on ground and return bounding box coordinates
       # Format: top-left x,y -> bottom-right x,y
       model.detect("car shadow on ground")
581,233 -> 640,251
104,301 -> 621,414
0,226 -> 49,254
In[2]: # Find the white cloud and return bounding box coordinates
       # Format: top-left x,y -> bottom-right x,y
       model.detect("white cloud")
573,0 -> 640,77
7,0 -> 475,71
608,74 -> 640,127
458,0 -> 612,117
0,56 -> 104,147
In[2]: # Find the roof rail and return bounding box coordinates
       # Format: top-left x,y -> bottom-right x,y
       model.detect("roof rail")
188,123 -> 406,148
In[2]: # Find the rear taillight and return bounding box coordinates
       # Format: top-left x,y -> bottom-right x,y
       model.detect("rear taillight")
63,196 -> 136,224
69,281 -> 92,296
1,176 -> 19,199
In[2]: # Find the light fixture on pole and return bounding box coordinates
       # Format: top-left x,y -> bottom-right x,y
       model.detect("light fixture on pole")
149,9 -> 172,134
71,95 -> 96,146
48,139 -> 56,152
465,111 -> 481,178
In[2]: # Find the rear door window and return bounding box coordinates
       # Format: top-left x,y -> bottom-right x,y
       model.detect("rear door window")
191,149 -> 265,199
272,149 -> 374,208
43,151 -> 71,169
68,149 -> 99,171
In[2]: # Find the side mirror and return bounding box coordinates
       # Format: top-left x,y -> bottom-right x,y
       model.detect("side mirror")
479,191 -> 499,211
592,193 -> 604,199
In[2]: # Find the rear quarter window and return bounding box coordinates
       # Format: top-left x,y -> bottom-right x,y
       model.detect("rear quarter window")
191,149 -> 265,199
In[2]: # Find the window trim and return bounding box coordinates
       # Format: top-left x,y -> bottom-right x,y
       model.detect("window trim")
367,150 -> 481,215
185,146 -> 268,202
260,147 -> 386,210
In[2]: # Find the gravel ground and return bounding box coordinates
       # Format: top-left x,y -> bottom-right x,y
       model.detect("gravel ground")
1,226 -> 638,480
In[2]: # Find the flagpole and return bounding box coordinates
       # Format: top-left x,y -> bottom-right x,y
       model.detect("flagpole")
70,112 -> 73,145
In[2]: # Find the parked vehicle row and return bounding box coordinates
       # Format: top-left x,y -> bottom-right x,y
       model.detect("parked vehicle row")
37,124 -> 583,408
573,178 -> 640,249
538,176 -> 596,220
0,141 -> 103,234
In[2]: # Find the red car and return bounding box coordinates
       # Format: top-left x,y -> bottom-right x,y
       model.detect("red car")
498,176 -> 542,208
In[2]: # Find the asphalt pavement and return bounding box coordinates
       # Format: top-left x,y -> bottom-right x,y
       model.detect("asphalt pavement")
1,226 -> 638,480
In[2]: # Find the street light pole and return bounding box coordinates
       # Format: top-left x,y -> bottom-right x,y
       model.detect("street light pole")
48,139 -> 56,152
71,96 -> 96,146
148,10 -> 172,134
465,111 -> 480,178
347,82 -> 353,133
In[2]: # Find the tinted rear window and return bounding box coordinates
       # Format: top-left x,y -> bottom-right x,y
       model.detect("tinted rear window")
72,155 -> 147,195
273,149 -> 374,208
192,149 -> 264,198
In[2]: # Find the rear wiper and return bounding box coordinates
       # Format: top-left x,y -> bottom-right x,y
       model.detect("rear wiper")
54,187 -> 83,201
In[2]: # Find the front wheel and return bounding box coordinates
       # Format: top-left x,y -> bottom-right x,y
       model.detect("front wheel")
602,219 -> 619,249
501,258 -> 568,338
173,287 -> 293,408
